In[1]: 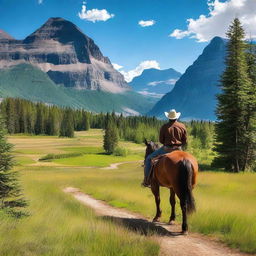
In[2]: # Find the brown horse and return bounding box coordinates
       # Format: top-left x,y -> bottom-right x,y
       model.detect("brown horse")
144,140 -> 198,234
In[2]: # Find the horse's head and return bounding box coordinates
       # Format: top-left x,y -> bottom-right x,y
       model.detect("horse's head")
144,139 -> 160,161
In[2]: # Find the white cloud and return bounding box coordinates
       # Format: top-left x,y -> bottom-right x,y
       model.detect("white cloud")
138,20 -> 156,27
78,3 -> 114,23
117,60 -> 160,83
148,79 -> 178,86
138,91 -> 164,98
169,0 -> 256,42
112,63 -> 123,70
122,107 -> 140,116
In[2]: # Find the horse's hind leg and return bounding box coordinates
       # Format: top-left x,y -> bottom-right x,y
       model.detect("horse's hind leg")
168,188 -> 176,225
180,199 -> 188,234
151,181 -> 161,222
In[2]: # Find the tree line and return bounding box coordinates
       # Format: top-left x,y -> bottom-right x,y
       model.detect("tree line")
0,97 -> 215,151
0,98 -> 164,140
0,98 -> 90,137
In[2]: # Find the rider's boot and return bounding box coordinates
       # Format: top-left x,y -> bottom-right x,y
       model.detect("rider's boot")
141,176 -> 151,188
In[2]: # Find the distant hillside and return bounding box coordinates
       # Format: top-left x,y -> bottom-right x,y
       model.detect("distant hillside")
148,37 -> 227,120
129,68 -> 181,98
0,63 -> 157,114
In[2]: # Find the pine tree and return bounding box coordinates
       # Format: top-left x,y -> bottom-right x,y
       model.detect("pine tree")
0,115 -> 26,216
18,100 -> 27,134
244,42 -> 256,171
82,111 -> 90,131
213,18 -> 254,172
35,104 -> 45,135
59,109 -> 74,138
26,102 -> 36,134
103,121 -> 118,154
46,108 -> 60,136
5,98 -> 16,134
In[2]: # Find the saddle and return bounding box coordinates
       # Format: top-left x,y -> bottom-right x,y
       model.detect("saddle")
148,155 -> 165,182
147,147 -> 182,183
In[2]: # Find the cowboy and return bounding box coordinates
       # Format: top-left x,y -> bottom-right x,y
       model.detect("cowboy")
142,109 -> 187,187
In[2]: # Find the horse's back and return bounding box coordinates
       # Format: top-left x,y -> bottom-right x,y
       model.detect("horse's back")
166,151 -> 198,171
155,150 -> 198,188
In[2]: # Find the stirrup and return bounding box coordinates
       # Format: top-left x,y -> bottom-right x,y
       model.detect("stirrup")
141,179 -> 151,188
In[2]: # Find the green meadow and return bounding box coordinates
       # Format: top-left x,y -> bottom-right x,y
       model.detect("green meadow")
0,168 -> 159,256
0,129 -> 255,255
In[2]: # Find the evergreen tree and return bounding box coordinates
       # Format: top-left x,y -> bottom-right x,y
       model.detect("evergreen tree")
18,100 -> 27,134
5,98 -> 16,134
14,100 -> 20,133
26,102 -> 36,134
103,121 -> 118,154
81,111 -> 90,131
46,108 -> 60,136
59,109 -> 74,138
35,104 -> 45,135
244,42 -> 256,171
213,18 -> 254,172
0,115 -> 26,216
84,112 -> 90,131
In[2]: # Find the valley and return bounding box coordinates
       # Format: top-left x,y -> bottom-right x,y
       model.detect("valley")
0,130 -> 255,255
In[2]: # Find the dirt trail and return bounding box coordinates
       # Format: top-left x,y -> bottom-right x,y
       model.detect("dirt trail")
101,160 -> 143,170
64,187 -> 251,256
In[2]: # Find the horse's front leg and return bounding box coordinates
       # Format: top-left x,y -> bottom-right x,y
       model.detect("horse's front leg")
151,181 -> 161,222
168,188 -> 176,225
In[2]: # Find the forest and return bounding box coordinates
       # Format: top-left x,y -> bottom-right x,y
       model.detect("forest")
0,97 -> 214,152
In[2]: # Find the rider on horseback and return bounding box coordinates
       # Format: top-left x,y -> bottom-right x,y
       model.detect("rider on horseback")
142,109 -> 187,187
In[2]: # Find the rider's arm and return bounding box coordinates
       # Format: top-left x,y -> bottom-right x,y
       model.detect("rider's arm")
159,126 -> 165,145
181,128 -> 187,146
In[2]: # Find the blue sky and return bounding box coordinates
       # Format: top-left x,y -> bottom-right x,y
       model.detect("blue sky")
1,0 -> 255,80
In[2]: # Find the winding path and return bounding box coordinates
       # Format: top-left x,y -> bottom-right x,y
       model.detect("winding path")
64,187 -> 252,256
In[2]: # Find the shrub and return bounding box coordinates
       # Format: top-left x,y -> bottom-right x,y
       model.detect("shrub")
39,152 -> 83,161
113,147 -> 129,157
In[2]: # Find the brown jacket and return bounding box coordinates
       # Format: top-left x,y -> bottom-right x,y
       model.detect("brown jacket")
159,121 -> 187,146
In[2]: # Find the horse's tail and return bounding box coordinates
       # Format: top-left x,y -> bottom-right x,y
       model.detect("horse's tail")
179,159 -> 196,214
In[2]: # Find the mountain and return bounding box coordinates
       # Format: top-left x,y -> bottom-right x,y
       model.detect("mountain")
0,63 -> 156,114
148,37 -> 227,120
129,68 -> 181,98
0,30 -> 13,40
0,17 -> 129,93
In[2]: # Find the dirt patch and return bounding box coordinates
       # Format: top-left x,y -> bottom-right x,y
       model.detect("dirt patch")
101,161 -> 143,170
64,187 -> 251,256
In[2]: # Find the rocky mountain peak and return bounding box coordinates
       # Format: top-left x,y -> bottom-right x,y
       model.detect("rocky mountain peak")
0,29 -> 14,40
0,17 -> 129,93
24,17 -> 83,43
23,17 -> 110,64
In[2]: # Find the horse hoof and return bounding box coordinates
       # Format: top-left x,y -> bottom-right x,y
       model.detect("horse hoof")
152,218 -> 160,223
168,220 -> 175,225
182,231 -> 188,236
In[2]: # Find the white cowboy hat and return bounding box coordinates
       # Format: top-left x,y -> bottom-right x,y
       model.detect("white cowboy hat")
164,109 -> 181,120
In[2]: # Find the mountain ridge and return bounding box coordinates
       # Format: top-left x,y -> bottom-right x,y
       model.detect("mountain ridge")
148,37 -> 227,120
129,68 -> 181,98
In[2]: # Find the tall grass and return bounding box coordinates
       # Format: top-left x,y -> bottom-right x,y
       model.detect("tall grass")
0,168 -> 159,256
6,130 -> 256,254
71,163 -> 256,254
